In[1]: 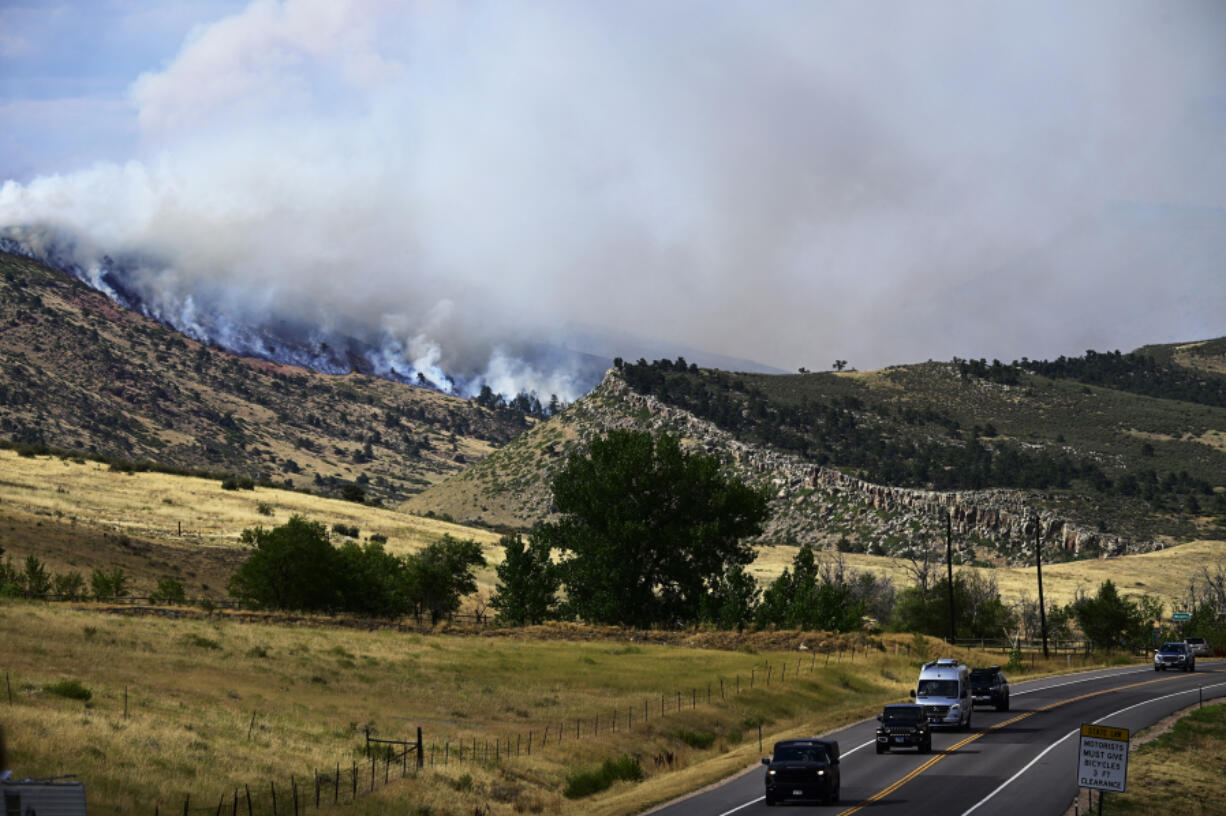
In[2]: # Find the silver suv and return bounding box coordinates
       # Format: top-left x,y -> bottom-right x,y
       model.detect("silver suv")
1185,637 -> 1209,657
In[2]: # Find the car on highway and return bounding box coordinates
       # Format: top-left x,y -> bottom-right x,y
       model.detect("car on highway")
762,738 -> 841,806
1154,641 -> 1195,672
911,658 -> 973,729
1185,636 -> 1209,657
970,666 -> 1010,711
876,704 -> 932,754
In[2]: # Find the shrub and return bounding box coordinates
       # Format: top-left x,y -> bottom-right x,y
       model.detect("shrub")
676,729 -> 716,750
151,577 -> 187,605
563,755 -> 643,798
45,679 -> 92,701
183,633 -> 222,650
257,502 -> 274,516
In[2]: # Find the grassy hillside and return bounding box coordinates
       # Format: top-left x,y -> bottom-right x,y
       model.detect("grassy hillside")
0,599 -> 1128,816
0,449 -> 501,602
0,250 -> 534,507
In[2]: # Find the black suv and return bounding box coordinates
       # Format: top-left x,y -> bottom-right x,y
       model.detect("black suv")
1154,641 -> 1195,672
876,704 -> 932,754
970,666 -> 1010,711
762,738 -> 840,806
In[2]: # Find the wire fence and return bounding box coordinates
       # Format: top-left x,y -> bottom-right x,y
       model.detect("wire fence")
157,730 -> 423,815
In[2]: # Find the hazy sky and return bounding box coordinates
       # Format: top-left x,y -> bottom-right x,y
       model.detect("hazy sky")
2,0 -> 1224,385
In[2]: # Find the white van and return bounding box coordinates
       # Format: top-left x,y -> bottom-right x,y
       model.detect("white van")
910,658 -> 973,730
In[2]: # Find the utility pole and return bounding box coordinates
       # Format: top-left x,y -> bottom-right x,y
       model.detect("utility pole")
946,511 -> 956,644
1036,518 -> 1049,659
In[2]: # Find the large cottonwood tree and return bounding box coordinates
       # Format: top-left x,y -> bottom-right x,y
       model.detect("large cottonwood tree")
538,429 -> 768,628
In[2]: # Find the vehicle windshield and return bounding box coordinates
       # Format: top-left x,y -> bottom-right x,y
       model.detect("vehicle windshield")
1161,643 -> 1186,653
917,679 -> 959,698
773,745 -> 828,763
883,707 -> 924,723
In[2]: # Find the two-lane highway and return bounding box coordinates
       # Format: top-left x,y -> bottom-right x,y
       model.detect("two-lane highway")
650,661 -> 1226,816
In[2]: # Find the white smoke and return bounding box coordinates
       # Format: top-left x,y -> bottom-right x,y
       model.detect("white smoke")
1,0 -> 1224,389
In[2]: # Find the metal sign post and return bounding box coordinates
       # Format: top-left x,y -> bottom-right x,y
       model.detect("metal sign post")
1077,722 -> 1129,812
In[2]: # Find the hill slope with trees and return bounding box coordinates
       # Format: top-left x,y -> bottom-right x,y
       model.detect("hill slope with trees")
406,350 -> 1226,565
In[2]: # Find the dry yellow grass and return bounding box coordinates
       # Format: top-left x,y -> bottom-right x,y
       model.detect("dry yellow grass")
0,450 -> 506,598
748,539 -> 1226,613
3,599 -> 1131,816
0,603 -> 914,814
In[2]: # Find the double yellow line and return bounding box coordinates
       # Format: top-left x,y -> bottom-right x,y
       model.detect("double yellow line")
835,671 -> 1201,815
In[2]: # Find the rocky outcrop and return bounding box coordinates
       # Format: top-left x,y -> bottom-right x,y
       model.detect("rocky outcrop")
594,370 -> 1159,565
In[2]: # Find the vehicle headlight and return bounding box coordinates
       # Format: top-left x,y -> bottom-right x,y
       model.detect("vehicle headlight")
767,770 -> 776,776
950,704 -> 960,712
815,770 -> 825,776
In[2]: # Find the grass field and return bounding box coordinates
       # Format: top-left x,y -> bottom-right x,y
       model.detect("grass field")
0,599 -> 1136,816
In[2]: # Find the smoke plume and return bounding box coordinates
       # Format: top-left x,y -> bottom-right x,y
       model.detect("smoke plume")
2,0 -> 1224,396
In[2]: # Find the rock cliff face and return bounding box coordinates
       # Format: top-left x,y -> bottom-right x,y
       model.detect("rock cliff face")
594,370 -> 1160,566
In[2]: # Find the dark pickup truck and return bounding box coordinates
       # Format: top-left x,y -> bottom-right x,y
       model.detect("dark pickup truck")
876,704 -> 932,754
762,738 -> 841,806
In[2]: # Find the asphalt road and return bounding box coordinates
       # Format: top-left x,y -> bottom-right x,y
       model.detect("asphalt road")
651,660 -> 1226,816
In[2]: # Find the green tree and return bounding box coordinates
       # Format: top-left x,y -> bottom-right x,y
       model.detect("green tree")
227,515 -> 339,611
52,571 -> 87,601
539,430 -> 768,628
755,544 -> 865,632
404,535 -> 486,625
90,567 -> 129,602
891,571 -> 1014,640
491,533 -> 559,625
22,555 -> 51,598
150,577 -> 188,605
334,539 -> 409,618
699,564 -> 761,630
1072,580 -> 1152,651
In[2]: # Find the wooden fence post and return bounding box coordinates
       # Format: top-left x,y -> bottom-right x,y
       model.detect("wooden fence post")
245,783 -> 253,816
418,727 -> 424,769
183,793 -> 189,816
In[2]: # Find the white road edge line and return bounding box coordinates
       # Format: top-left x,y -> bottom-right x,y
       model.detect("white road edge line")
715,739 -> 875,816
714,795 -> 762,816
959,680 -> 1226,816
1013,666 -> 1149,697
1013,660 -> 1224,697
